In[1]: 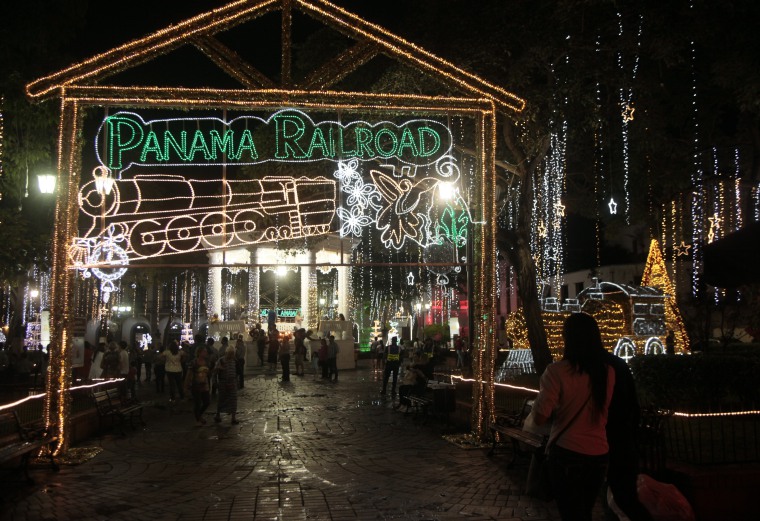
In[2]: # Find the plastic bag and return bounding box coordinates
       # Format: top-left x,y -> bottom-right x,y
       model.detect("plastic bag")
637,474 -> 695,521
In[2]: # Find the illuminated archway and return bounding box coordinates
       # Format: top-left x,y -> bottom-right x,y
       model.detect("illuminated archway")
28,0 -> 525,451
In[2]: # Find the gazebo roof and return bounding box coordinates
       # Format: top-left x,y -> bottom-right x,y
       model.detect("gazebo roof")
26,0 -> 525,114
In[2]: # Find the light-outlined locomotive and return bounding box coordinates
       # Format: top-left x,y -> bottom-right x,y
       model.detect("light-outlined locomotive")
72,173 -> 336,265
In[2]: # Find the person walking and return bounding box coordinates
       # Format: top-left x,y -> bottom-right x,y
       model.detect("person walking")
279,334 -> 291,382
118,341 -> 130,379
256,329 -> 267,366
370,337 -> 380,372
454,335 -> 465,369
164,340 -> 186,402
129,344 -> 144,382
213,347 -> 239,424
380,337 -> 401,397
89,343 -> 105,380
531,313 -> 616,521
293,329 -> 307,376
184,345 -> 211,426
234,334 -> 246,389
267,331 -> 279,372
100,342 -> 121,379
605,352 -> 654,520
318,338 -> 329,379
153,345 -> 166,394
327,335 -> 339,382
142,344 -> 154,383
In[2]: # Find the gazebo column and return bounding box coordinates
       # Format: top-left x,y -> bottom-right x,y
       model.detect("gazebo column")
300,250 -> 315,329
248,248 -> 260,326
207,250 -> 223,320
337,261 -> 349,319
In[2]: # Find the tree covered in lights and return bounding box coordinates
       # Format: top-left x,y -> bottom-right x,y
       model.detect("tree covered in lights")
350,0 -> 760,371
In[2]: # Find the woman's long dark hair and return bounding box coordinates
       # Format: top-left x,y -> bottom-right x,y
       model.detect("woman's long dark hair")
562,313 -> 609,417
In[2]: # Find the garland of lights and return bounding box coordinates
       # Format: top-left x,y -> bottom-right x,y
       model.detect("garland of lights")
26,1 -> 526,115
688,0 -> 705,298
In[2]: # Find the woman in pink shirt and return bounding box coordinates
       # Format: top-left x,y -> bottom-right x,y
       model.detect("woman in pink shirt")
532,313 -> 615,521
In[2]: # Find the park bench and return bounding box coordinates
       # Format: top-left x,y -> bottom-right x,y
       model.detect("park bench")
92,387 -> 145,435
0,410 -> 58,484
407,393 -> 434,419
400,381 -> 456,424
488,398 -> 546,467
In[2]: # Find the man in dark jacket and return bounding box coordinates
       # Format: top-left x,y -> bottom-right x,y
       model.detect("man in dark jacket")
380,337 -> 401,397
605,353 -> 653,521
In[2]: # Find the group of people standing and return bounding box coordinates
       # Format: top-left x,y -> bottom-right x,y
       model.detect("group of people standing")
89,334 -> 246,426
250,323 -> 339,383
182,337 -> 241,426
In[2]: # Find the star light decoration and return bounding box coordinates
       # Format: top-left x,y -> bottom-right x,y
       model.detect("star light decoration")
406,272 -> 415,286
674,241 -> 692,257
621,103 -> 636,122
707,213 -> 722,243
537,222 -> 548,238
608,198 -> 618,214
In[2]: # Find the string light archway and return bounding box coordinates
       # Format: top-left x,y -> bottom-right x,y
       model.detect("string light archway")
27,0 -> 525,452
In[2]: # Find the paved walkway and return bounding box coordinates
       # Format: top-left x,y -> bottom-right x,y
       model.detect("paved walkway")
1,361 -> 605,521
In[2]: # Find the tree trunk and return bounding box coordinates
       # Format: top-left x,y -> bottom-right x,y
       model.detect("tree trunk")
508,229 -> 553,375
501,118 -> 553,375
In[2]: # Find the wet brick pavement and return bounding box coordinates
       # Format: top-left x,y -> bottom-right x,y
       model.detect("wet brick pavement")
1,361 -> 608,520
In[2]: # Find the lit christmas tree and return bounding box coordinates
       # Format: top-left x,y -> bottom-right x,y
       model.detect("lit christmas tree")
641,239 -> 690,353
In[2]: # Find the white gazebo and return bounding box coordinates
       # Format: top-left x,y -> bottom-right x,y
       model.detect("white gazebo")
207,235 -> 356,332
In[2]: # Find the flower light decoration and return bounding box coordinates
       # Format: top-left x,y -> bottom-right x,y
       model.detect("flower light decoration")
331,156 -> 473,252
70,225 -> 129,304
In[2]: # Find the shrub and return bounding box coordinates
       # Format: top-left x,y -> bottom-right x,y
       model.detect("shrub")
630,351 -> 760,411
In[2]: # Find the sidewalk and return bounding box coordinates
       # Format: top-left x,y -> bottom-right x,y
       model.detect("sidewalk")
1,361 -> 582,521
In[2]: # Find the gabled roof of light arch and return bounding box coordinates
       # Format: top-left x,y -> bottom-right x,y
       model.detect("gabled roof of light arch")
26,0 -> 525,114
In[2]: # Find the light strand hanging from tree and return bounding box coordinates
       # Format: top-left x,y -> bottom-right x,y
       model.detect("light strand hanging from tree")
593,36 -> 605,264
734,148 -> 743,230
689,0 -> 705,297
616,12 -> 643,225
